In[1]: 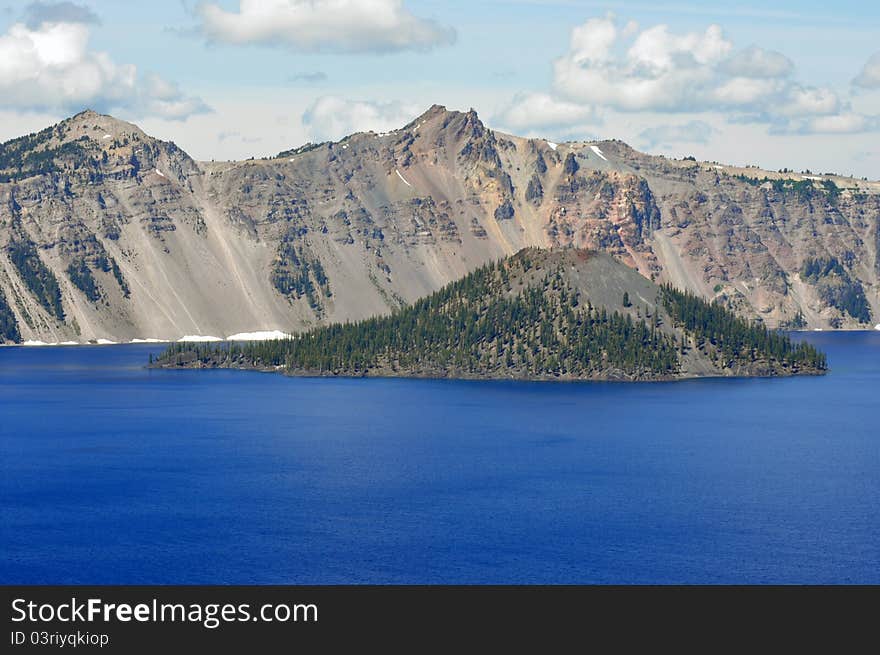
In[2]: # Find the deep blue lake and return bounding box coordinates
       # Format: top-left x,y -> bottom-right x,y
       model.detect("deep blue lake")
1,332 -> 878,584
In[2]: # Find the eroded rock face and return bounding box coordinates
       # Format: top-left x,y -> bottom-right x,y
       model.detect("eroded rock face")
0,107 -> 877,343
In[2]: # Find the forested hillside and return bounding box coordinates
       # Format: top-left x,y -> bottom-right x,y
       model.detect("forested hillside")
155,249 -> 825,381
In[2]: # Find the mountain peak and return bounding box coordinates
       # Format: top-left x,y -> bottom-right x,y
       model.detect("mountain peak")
0,108 -> 199,187
403,103 -> 451,129
405,104 -> 484,130
71,109 -> 103,120
62,109 -> 143,136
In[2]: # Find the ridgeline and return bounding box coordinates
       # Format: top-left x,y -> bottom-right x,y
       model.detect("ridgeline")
1,106 -> 877,346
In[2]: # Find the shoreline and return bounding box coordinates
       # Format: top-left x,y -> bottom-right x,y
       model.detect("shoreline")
150,359 -> 827,384
3,326 -> 879,348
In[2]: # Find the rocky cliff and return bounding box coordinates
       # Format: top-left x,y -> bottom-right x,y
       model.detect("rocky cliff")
0,106 -> 877,343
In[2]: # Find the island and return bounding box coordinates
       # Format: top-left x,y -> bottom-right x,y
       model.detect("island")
152,248 -> 826,381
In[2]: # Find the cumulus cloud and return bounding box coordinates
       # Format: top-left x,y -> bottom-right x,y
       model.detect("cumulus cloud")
302,96 -> 421,141
0,12 -> 210,119
853,52 -> 880,89
720,45 -> 793,79
140,73 -> 211,119
553,16 -> 822,116
516,15 -> 879,136
639,120 -> 714,148
494,93 -> 598,135
197,0 -> 456,53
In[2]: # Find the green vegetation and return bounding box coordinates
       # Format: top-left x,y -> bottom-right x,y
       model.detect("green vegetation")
525,174 -> 543,204
110,259 -> 130,297
158,250 -> 826,380
0,287 -> 21,343
0,126 -> 93,182
95,254 -> 130,297
7,238 -> 64,320
801,256 -> 871,324
271,241 -> 331,311
276,142 -> 328,159
802,256 -> 845,280
494,199 -> 515,220
781,311 -> 808,330
66,260 -> 101,302
534,151 -> 547,175
65,252 -> 130,301
734,174 -> 839,201
821,179 -> 841,201
160,259 -> 679,378
661,285 -> 826,370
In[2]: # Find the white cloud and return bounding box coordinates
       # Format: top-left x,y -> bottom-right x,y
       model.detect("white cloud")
550,17 -> 802,114
639,120 -> 714,148
552,17 -> 734,113
568,15 -> 618,65
720,46 -> 793,79
710,77 -> 781,106
197,0 -> 455,53
783,113 -> 880,135
302,96 -> 421,141
494,93 -> 597,135
626,23 -> 731,71
505,15 -> 880,136
853,52 -> 880,89
781,86 -> 840,117
141,73 -> 212,120
0,15 -> 209,120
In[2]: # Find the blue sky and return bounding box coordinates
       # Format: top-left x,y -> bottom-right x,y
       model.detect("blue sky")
1,1 -> 878,177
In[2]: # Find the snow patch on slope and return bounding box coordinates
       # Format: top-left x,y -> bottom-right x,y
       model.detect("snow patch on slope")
178,335 -> 222,343
590,145 -> 608,161
546,141 -> 558,151
226,330 -> 291,341
395,169 -> 412,187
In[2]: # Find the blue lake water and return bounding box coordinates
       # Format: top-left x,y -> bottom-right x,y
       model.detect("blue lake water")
1,332 -> 878,584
